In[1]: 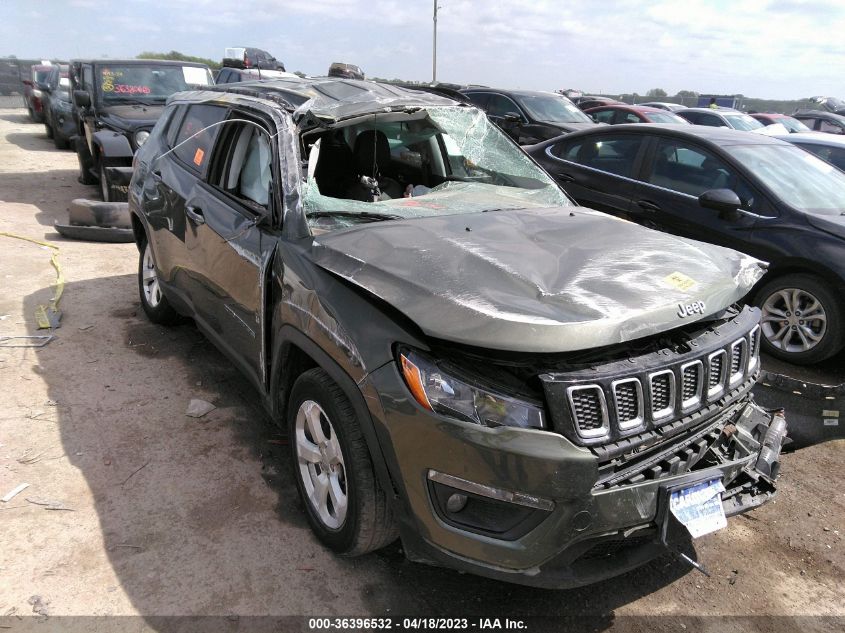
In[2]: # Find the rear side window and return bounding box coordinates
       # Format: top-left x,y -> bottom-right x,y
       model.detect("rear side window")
173,104 -> 228,175
575,135 -> 643,178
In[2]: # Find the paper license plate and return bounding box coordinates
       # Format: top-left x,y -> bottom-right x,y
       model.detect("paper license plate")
669,478 -> 727,538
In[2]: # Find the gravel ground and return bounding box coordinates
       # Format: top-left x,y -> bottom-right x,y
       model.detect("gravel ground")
0,108 -> 842,631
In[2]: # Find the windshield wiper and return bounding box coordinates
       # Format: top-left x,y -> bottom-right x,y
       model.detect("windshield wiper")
306,211 -> 403,222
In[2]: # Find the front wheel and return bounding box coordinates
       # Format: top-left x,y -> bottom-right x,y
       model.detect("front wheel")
45,122 -> 54,139
754,273 -> 844,364
138,237 -> 180,324
76,137 -> 96,184
288,368 -> 397,556
99,161 -> 127,202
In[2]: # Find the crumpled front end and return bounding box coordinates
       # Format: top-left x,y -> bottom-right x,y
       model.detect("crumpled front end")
364,305 -> 786,588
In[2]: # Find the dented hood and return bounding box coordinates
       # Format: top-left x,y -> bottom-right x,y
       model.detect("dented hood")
309,207 -> 766,353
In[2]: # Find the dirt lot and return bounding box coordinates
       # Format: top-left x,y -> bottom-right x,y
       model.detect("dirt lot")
0,108 -> 842,631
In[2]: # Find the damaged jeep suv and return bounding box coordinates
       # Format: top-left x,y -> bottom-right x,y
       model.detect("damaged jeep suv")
70,58 -> 213,201
128,78 -> 787,588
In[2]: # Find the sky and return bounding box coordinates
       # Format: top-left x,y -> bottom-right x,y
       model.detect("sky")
2,0 -> 843,100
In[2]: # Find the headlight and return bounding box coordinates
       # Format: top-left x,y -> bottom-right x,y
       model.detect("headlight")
135,130 -> 150,147
398,350 -> 546,429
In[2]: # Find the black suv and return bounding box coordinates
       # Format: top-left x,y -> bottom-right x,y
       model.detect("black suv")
128,77 -> 785,588
461,87 -> 597,144
69,59 -> 213,201
528,124 -> 845,364
222,47 -> 285,71
792,109 -> 845,135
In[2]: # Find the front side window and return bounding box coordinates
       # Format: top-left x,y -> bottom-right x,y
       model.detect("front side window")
819,119 -> 845,134
591,109 -> 615,124
648,139 -> 746,199
173,104 -> 228,175
574,135 -> 642,178
646,111 -> 689,124
697,114 -> 727,127
212,120 -> 273,210
621,111 -> 642,124
486,94 -> 523,119
779,117 -> 810,133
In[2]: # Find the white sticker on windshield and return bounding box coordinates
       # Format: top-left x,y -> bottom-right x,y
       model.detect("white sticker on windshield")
183,66 -> 210,86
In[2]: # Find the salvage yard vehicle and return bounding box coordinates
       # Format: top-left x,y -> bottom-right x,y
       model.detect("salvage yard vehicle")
23,63 -> 53,122
129,77 -> 786,588
676,107 -> 767,132
41,64 -> 75,149
216,67 -> 297,84
528,124 -> 845,364
585,104 -> 690,125
792,109 -> 845,135
775,131 -> 845,170
749,112 -> 811,133
461,87 -> 597,144
223,47 -> 285,71
69,58 -> 214,202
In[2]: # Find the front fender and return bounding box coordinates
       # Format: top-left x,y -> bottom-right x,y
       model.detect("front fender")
93,129 -> 133,161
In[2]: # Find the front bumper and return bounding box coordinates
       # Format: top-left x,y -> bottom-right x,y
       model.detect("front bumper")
367,363 -> 785,588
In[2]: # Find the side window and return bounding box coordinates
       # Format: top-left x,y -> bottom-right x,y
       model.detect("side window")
820,119 -> 843,134
173,104 -> 228,175
550,139 -> 583,160
212,119 -> 273,210
620,111 -> 641,124
463,92 -> 489,110
591,109 -> 615,124
648,138 -> 757,206
697,114 -> 726,127
217,69 -> 230,84
82,65 -> 93,91
681,112 -> 699,124
486,95 -> 524,120
575,135 -> 642,178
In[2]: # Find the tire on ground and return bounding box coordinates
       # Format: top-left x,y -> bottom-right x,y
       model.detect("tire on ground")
752,272 -> 844,364
287,368 -> 397,556
137,235 -> 180,325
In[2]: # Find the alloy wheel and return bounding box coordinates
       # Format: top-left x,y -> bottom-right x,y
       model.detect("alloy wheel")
760,287 -> 827,353
295,399 -> 348,530
141,244 -> 162,308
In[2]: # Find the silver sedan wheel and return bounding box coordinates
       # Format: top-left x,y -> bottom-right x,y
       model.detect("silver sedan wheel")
295,400 -> 348,530
141,244 -> 163,308
761,287 -> 827,353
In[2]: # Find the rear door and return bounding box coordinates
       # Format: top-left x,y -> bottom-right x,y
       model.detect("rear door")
183,110 -> 281,387
630,134 -> 767,250
541,132 -> 647,216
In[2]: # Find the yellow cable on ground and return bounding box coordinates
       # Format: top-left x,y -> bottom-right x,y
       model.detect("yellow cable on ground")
0,232 -> 64,329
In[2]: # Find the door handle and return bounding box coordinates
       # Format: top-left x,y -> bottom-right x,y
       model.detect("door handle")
185,205 -> 205,224
637,200 -> 661,212
555,172 -> 575,183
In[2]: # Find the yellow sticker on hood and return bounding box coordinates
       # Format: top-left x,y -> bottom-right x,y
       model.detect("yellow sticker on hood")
664,272 -> 697,291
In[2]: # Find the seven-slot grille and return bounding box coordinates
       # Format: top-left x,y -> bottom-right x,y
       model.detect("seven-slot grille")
560,320 -> 760,443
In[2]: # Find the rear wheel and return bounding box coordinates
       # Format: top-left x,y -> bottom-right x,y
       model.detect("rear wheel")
138,236 -> 180,325
753,273 -> 844,364
288,368 -> 397,556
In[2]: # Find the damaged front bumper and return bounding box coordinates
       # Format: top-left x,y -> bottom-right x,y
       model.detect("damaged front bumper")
368,362 -> 786,588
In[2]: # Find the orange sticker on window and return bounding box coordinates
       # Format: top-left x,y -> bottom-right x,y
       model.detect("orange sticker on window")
193,148 -> 205,166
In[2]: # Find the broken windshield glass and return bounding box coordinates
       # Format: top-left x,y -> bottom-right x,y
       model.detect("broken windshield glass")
302,106 -> 571,234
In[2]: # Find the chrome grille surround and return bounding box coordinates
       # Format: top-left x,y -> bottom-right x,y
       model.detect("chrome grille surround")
680,360 -> 704,411
648,369 -> 675,422
611,378 -> 644,431
566,385 -> 610,440
540,306 -> 762,448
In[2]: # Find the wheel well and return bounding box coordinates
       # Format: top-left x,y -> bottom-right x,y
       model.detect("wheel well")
130,214 -> 145,249
275,343 -> 319,419
752,264 -> 845,306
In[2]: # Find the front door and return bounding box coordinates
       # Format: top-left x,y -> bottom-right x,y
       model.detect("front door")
184,112 -> 281,387
631,135 -> 767,251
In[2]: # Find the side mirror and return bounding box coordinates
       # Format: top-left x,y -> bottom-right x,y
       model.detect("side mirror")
504,112 -> 521,124
22,79 -> 33,87
73,90 -> 91,108
699,188 -> 741,213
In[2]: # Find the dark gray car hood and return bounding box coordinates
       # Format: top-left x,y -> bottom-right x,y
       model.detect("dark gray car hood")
310,207 -> 766,353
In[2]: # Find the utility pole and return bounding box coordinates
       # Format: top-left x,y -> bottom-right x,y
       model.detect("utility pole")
432,0 -> 438,83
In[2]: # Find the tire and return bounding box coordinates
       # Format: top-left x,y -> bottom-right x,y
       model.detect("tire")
753,273 -> 844,365
138,236 -> 180,325
287,368 -> 397,556
76,137 -> 96,185
99,160 -> 128,202
54,133 -> 68,150
45,122 -> 54,139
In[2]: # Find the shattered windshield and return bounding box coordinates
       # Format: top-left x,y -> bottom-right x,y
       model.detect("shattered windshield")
302,107 -> 571,234
97,64 -> 213,104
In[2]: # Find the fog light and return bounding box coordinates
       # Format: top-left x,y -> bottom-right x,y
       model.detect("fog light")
446,493 -> 468,513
